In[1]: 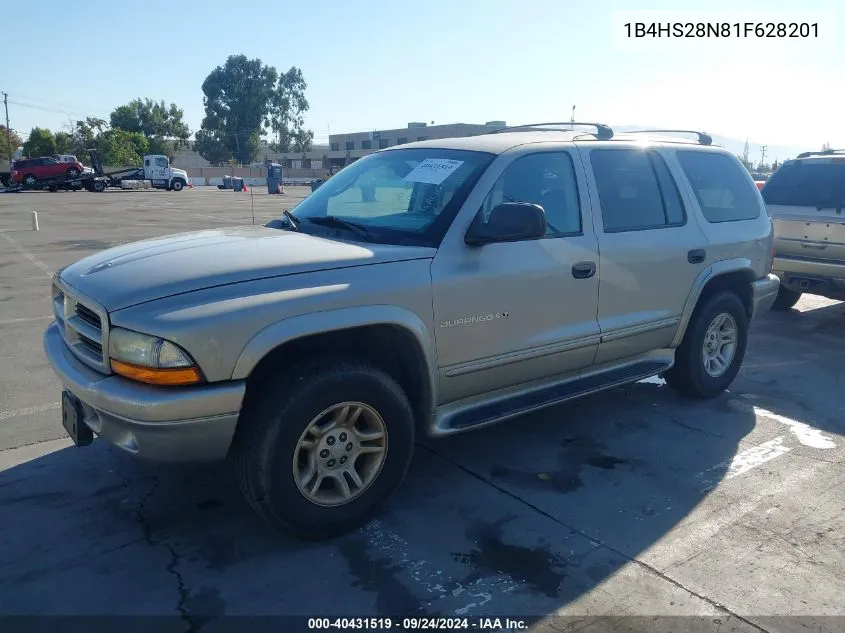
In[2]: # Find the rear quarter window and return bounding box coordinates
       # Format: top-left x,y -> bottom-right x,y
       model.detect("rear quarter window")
676,151 -> 760,222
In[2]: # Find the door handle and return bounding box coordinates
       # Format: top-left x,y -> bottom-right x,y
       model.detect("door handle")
572,261 -> 596,279
687,249 -> 706,264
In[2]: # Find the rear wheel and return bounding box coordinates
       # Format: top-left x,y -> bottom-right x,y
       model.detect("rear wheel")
665,291 -> 748,399
91,180 -> 106,193
66,167 -> 80,178
233,358 -> 415,540
771,285 -> 802,311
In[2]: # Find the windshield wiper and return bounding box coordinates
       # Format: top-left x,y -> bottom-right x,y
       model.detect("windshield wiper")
282,209 -> 301,230
306,216 -> 375,240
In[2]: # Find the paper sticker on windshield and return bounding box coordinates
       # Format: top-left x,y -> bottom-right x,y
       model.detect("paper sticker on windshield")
403,159 -> 464,185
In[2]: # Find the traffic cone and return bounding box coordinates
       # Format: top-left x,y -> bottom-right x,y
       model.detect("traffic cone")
242,183 -> 247,192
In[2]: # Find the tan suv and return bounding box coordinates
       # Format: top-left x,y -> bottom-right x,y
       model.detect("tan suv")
44,123 -> 779,538
762,150 -> 845,309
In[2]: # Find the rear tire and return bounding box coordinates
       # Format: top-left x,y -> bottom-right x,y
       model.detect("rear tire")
771,285 -> 802,311
665,291 -> 748,399
92,181 -> 106,193
232,358 -> 415,540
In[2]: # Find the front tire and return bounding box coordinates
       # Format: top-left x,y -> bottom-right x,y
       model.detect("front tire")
22,174 -> 36,188
233,359 -> 415,540
771,285 -> 801,311
665,291 -> 748,399
67,167 -> 80,178
171,179 -> 184,192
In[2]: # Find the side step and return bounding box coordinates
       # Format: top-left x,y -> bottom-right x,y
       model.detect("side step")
440,360 -> 671,434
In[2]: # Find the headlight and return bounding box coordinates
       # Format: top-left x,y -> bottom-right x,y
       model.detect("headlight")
108,327 -> 203,386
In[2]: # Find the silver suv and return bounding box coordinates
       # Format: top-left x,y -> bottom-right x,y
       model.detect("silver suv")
44,123 -> 779,539
762,150 -> 845,309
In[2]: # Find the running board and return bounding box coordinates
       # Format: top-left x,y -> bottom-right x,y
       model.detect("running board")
435,359 -> 672,435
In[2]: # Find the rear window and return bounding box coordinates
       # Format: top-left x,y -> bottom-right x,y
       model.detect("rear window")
676,151 -> 761,222
762,160 -> 845,207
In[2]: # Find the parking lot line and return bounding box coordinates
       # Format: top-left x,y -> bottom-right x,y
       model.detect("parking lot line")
0,315 -> 52,325
0,402 -> 60,422
697,437 -> 792,491
0,231 -> 52,278
727,398 -> 837,449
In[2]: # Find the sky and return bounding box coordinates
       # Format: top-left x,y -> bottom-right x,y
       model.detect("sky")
3,0 -> 842,161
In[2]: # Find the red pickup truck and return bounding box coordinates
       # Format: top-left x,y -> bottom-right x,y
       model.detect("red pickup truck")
11,156 -> 85,187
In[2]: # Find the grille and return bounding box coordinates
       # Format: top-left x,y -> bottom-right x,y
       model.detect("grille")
52,281 -> 109,373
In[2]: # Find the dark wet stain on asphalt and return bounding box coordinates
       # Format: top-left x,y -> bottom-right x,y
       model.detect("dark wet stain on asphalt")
451,519 -> 565,599
489,436 -> 631,494
338,537 -> 425,616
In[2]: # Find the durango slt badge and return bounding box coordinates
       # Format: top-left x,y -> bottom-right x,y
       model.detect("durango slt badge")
439,312 -> 510,328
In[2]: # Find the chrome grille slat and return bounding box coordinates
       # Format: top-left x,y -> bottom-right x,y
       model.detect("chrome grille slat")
52,279 -> 110,374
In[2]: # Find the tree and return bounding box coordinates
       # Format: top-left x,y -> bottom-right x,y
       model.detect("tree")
822,142 -> 832,152
0,125 -> 22,162
96,129 -> 149,166
22,127 -> 57,157
269,67 -> 314,153
196,54 -> 280,164
54,131 -> 72,154
110,98 -> 189,157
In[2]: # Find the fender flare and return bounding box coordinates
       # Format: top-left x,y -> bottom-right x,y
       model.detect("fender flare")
230,304 -> 440,409
672,258 -> 755,347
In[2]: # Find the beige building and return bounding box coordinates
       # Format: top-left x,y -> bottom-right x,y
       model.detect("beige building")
171,121 -> 507,176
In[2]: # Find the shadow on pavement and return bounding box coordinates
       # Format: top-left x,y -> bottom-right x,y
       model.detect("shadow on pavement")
0,376 -> 758,625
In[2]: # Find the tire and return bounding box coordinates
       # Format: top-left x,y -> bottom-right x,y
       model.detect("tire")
171,179 -> 184,192
771,285 -> 801,311
665,291 -> 748,399
22,174 -> 36,188
92,181 -> 105,193
232,358 -> 415,540
67,167 -> 80,178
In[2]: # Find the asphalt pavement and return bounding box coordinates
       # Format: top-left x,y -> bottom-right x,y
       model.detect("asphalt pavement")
1,187 -> 844,633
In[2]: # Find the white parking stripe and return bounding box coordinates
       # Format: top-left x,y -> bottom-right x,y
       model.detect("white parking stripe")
0,315 -> 52,325
0,232 -> 52,277
727,399 -> 837,449
697,437 -> 792,490
0,402 -> 60,422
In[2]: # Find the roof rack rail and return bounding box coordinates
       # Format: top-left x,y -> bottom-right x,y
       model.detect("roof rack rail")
487,122 -> 614,140
623,129 -> 713,146
795,149 -> 845,159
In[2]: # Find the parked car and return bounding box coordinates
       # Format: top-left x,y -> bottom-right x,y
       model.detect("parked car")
44,124 -> 779,539
11,156 -> 86,186
761,150 -> 845,309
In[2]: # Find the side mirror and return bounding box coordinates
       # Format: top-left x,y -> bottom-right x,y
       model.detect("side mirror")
465,202 -> 547,246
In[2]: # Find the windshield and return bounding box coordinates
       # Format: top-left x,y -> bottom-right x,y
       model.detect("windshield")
762,160 -> 845,207
286,148 -> 494,246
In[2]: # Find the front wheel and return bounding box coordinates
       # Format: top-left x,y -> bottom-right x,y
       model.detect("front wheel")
665,291 -> 748,399
771,285 -> 802,311
233,359 -> 415,540
67,167 -> 80,178
22,174 -> 37,188
171,179 -> 184,192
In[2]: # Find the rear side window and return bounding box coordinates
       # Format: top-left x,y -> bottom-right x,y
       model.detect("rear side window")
676,151 -> 760,222
762,161 -> 845,207
590,149 -> 686,232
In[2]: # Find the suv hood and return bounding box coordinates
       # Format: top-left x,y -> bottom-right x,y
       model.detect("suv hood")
59,226 -> 435,311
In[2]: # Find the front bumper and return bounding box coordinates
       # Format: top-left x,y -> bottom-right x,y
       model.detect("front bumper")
44,322 -> 246,462
750,273 -> 780,319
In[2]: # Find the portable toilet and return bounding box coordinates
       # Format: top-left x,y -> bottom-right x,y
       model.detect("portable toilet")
232,177 -> 244,192
220,175 -> 233,190
267,163 -> 283,194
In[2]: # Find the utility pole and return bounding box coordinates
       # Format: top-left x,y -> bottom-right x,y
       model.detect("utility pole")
2,92 -> 11,166
759,145 -> 768,170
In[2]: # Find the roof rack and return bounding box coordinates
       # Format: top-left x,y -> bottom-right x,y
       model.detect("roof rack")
487,122 -> 614,140
795,149 -> 845,159
622,129 -> 713,146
